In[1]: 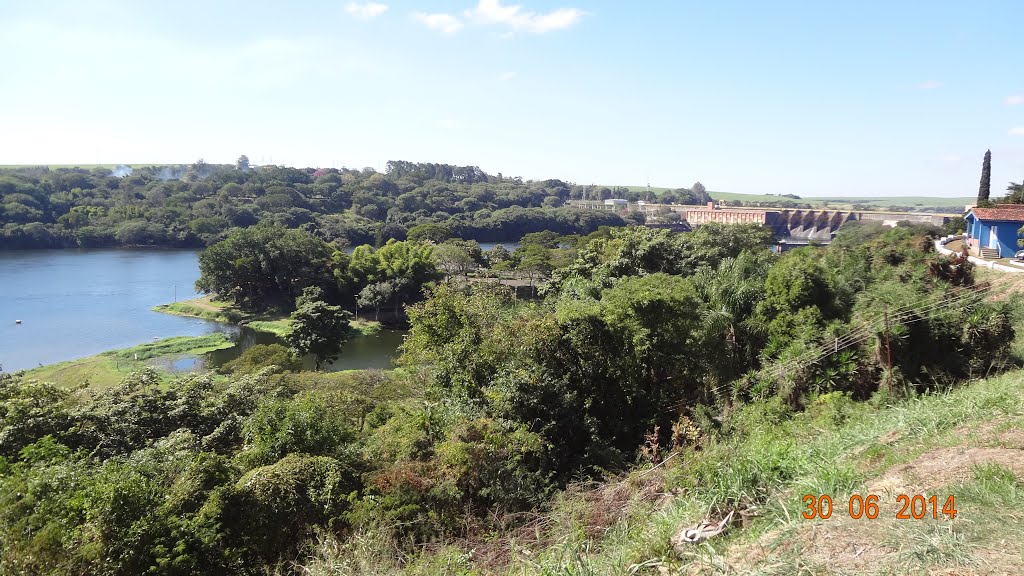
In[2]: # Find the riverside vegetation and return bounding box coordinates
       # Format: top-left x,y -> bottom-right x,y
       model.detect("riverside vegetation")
1,220 -> 1021,575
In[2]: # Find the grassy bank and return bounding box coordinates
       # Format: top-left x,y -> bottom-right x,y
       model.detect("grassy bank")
25,300 -> 385,390
154,295 -> 382,338
21,334 -> 233,389
152,297 -> 242,323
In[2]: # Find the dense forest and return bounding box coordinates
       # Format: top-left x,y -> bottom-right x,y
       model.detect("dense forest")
0,160 -> 697,249
0,221 -> 1016,575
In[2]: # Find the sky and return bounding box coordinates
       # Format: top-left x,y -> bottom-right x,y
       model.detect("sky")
1,0 -> 1023,198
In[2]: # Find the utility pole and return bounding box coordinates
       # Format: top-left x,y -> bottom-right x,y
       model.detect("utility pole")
883,309 -> 893,392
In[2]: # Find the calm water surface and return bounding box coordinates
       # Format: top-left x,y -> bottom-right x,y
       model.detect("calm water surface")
0,249 -> 403,372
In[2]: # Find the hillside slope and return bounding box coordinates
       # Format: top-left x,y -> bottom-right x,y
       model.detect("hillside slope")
506,370 -> 1024,576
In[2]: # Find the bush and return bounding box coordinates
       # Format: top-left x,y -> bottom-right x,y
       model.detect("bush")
212,454 -> 361,565
239,393 -> 359,468
217,343 -> 300,375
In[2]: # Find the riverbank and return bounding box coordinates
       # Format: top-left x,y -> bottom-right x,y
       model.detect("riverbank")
21,333 -> 234,389
153,295 -> 382,337
18,298 -> 393,389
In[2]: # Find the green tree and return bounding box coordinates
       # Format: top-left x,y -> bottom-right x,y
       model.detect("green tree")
978,149 -> 992,204
1005,181 -> 1024,204
486,244 -> 512,268
693,251 -> 772,382
357,281 -> 396,321
406,222 -> 452,243
196,224 -> 335,311
433,242 -> 478,279
286,287 -> 351,370
944,215 -> 966,235
517,244 -> 554,296
520,230 -> 562,248
374,240 -> 440,315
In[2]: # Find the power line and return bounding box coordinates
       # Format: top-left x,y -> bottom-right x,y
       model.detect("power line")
761,284 -> 990,380
660,282 -> 993,413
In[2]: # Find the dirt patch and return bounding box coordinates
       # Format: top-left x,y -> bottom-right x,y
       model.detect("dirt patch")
997,428 -> 1024,449
719,520 -> 901,576
797,522 -> 898,573
954,417 -> 1007,441
866,446 -> 1024,495
188,296 -> 224,312
722,444 -> 1024,575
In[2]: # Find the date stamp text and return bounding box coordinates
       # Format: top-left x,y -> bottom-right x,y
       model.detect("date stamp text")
801,494 -> 958,520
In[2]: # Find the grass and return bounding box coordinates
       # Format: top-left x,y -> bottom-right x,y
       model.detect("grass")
351,317 -> 383,336
107,334 -> 235,360
154,295 -> 382,339
22,334 -> 233,389
247,319 -> 292,338
153,298 -> 242,323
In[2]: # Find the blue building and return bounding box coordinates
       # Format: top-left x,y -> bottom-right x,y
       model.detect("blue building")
964,207 -> 1024,258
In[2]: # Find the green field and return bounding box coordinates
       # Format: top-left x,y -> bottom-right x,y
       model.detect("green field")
714,191 -> 971,212
614,186 -> 971,212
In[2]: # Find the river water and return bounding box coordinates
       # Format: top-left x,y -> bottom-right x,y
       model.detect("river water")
0,249 -> 404,373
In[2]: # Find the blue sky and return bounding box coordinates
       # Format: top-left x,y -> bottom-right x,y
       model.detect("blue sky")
1,0 -> 1022,197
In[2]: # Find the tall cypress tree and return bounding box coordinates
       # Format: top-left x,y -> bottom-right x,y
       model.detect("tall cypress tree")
978,149 -> 992,204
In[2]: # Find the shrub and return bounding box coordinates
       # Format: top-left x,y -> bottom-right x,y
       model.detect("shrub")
213,454 -> 360,564
239,392 -> 359,468
217,343 -> 300,375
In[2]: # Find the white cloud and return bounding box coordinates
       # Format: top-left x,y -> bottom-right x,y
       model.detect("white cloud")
1010,127 -> 1024,136
1007,94 -> 1024,105
344,2 -> 389,19
498,71 -> 517,81
465,0 -> 585,34
413,12 -> 464,35
942,154 -> 961,163
917,80 -> 943,90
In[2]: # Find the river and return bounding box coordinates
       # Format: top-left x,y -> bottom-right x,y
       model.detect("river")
0,249 -> 404,373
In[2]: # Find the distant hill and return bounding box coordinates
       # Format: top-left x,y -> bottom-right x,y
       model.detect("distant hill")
0,164 -> 169,169
613,186 -> 972,213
